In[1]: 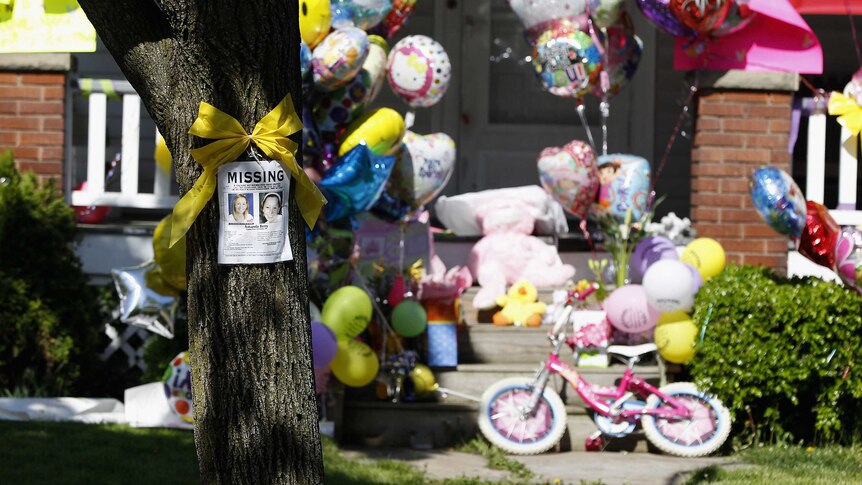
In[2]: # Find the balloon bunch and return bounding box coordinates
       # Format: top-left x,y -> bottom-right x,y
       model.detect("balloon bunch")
603,236 -> 726,363
749,166 -> 862,294
300,0 -> 455,223
508,0 -> 643,154
109,215 -> 185,339
636,0 -> 756,41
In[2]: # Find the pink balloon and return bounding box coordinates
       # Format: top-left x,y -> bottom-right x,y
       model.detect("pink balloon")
311,321 -> 338,369
602,284 -> 660,333
537,139 -> 599,219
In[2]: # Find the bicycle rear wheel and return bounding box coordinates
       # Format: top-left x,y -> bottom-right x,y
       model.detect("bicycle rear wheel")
477,377 -> 568,455
641,382 -> 731,457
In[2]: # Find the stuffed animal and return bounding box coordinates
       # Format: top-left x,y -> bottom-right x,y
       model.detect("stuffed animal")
493,280 -> 547,327
469,198 -> 575,310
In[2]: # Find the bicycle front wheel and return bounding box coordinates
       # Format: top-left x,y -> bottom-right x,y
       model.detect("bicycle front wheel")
477,377 -> 568,455
641,382 -> 731,457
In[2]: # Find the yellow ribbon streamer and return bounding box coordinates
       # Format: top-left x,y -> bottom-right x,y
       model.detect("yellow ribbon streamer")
828,92 -> 862,136
169,94 -> 326,247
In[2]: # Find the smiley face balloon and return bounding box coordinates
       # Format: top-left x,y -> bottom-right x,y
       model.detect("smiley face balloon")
299,0 -> 331,49
387,35 -> 452,108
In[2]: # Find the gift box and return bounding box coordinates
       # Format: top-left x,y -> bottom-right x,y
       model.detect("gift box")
426,322 -> 458,367
572,310 -> 611,368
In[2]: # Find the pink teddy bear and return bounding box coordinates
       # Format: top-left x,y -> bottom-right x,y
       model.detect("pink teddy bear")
468,198 -> 576,310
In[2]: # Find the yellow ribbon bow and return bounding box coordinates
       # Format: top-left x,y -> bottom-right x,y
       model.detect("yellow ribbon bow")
169,94 -> 326,247
827,92 -> 862,136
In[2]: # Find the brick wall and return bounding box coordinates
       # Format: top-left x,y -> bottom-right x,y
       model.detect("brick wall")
691,90 -> 793,271
0,71 -> 66,184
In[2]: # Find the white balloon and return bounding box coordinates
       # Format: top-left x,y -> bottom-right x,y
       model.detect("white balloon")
642,259 -> 695,313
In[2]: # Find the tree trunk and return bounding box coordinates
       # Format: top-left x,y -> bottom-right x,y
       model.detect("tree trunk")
77,1 -> 323,483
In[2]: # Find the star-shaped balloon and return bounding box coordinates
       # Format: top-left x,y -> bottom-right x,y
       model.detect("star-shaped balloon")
111,260 -> 177,339
319,144 -> 396,221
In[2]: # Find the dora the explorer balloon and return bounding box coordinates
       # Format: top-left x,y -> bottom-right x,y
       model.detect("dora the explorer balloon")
592,154 -> 651,222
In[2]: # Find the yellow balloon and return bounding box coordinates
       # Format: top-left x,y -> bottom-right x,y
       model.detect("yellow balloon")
153,215 -> 187,291
653,311 -> 698,364
410,363 -> 439,396
154,133 -> 172,174
321,286 -> 373,340
330,340 -> 379,387
338,107 -> 406,157
299,0 -> 331,49
680,237 -> 726,281
144,265 -> 180,297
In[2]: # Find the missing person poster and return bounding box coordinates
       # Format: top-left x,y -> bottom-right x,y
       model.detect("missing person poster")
217,160 -> 292,265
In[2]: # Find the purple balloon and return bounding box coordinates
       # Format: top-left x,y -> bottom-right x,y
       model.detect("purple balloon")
631,236 -> 679,283
311,321 -> 338,369
684,262 -> 703,294
635,0 -> 696,38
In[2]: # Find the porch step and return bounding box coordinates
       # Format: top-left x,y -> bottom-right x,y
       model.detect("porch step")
340,399 -> 648,452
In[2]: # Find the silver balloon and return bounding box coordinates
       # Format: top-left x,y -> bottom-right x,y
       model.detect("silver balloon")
111,261 -> 177,338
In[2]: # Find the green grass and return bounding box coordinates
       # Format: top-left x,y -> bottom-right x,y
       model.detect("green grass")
0,421 -> 199,484
0,422 -> 532,484
685,445 -> 862,485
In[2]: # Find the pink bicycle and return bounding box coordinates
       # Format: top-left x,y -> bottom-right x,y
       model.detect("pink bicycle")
477,286 -> 731,456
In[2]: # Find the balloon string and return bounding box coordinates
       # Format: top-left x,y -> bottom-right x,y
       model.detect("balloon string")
847,0 -> 862,67
350,265 -> 404,360
648,71 -> 700,211
576,100 -> 597,151
579,219 -> 598,261
600,95 -> 610,157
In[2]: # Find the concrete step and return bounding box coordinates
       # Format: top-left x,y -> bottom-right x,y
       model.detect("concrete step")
340,399 -> 649,453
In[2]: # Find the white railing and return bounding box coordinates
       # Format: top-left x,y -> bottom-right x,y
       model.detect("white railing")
789,96 -> 861,281
803,96 -> 861,226
67,79 -> 178,210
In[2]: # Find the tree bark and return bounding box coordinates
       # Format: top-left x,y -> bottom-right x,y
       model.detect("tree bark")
77,1 -> 323,483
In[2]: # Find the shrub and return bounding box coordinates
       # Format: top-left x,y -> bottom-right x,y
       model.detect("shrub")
0,151 -> 103,395
690,264 -> 862,446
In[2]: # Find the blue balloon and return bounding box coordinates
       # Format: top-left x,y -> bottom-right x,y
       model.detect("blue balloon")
300,42 -> 313,82
749,166 -> 807,239
319,145 -> 396,221
330,0 -> 392,30
593,153 -> 651,223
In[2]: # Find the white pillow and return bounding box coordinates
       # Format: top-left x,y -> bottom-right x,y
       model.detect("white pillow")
434,185 -> 569,236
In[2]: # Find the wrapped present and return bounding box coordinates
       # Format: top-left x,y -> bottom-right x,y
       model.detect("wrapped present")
420,255 -> 472,367
572,310 -> 611,368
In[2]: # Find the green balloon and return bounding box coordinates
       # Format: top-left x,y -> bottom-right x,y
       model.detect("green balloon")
391,300 -> 428,337
321,286 -> 373,339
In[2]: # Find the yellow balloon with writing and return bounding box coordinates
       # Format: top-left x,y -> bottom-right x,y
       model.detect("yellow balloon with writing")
153,215 -> 187,291
299,0 -> 331,49
321,285 -> 373,340
680,237 -> 726,281
330,339 -> 379,387
653,311 -> 699,364
338,107 -> 406,157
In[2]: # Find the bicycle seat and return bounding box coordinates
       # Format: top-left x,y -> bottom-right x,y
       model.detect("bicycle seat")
606,343 -> 658,359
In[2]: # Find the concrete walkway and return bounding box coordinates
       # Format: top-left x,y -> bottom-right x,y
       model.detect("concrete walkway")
341,446 -> 736,484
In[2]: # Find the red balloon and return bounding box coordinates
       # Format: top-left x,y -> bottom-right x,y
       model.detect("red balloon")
670,0 -> 732,33
798,201 -> 839,269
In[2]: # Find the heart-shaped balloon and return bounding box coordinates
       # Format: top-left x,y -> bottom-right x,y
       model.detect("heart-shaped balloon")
670,0 -> 731,33
592,153 -> 651,222
313,35 -> 389,133
798,201 -> 839,269
388,131 -> 456,208
537,139 -> 598,219
312,26 -> 369,92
